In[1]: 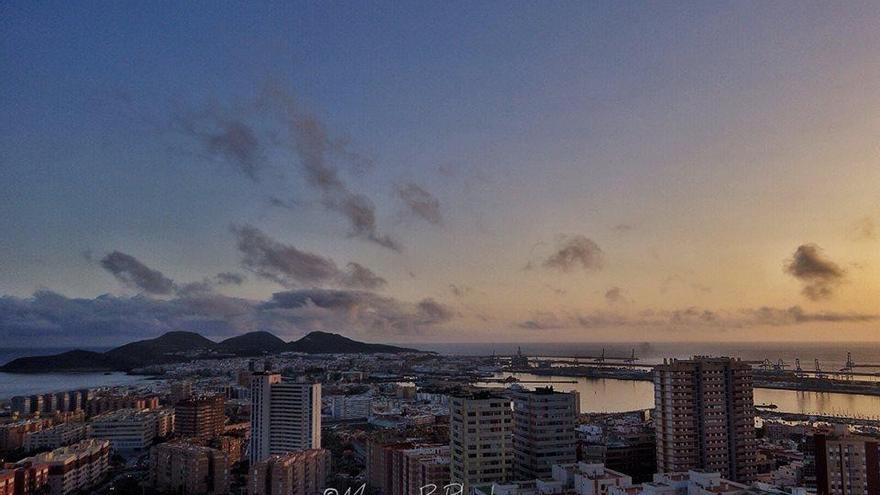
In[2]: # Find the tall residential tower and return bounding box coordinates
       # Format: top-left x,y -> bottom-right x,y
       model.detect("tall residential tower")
654,356 -> 757,483
249,372 -> 321,464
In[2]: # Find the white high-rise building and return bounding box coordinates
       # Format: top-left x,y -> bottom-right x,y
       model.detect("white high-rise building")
249,372 -> 322,464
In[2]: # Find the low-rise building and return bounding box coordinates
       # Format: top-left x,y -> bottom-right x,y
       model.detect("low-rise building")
89,408 -> 173,454
248,449 -> 330,495
23,423 -> 90,453
149,442 -> 229,494
17,439 -> 110,495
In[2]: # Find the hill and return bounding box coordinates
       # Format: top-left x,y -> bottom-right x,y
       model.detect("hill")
286,331 -> 421,354
0,330 -> 423,373
218,331 -> 287,355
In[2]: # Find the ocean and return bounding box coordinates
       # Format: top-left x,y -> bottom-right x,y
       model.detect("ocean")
415,341 -> 880,371
3,341 -> 880,417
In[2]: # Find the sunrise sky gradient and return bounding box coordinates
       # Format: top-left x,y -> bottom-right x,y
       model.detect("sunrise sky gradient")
2,2 -> 879,345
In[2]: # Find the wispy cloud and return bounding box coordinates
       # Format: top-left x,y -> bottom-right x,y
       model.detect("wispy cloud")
99,251 -> 176,295
231,224 -> 386,289
396,183 -> 443,225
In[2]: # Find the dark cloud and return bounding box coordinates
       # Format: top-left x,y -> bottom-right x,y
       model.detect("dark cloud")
516,305 -> 878,331
260,87 -> 400,251
231,224 -> 386,289
784,244 -> 846,300
215,272 -> 246,286
449,284 -> 472,298
396,183 -> 442,225
99,251 -> 176,295
339,263 -> 387,290
0,288 -> 455,346
261,289 -> 453,334
541,235 -> 604,273
604,287 -> 627,305
744,306 -> 879,325
176,109 -> 265,181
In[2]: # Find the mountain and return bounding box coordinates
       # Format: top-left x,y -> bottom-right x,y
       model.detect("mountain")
0,350 -> 123,373
104,331 -> 218,368
0,330 -> 423,373
286,331 -> 421,354
218,331 -> 286,355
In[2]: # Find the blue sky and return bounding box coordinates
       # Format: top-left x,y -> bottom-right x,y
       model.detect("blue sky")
2,2 -> 880,345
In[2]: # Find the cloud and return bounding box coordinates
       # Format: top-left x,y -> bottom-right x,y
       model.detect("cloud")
851,216 -> 877,241
611,224 -> 634,233
99,251 -> 176,295
176,109 -> 265,181
231,224 -> 386,289
0,288 -> 455,346
743,306 -> 879,325
396,183 -> 443,225
541,235 -> 604,273
339,263 -> 387,290
215,272 -> 246,286
784,244 -> 846,300
259,86 -> 400,251
261,289 -> 454,334
605,287 -> 627,305
449,284 -> 472,298
515,305 -> 878,331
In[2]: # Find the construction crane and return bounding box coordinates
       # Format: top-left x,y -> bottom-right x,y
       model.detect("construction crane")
839,352 -> 855,380
795,358 -> 805,377
594,348 -> 605,363
815,358 -> 825,378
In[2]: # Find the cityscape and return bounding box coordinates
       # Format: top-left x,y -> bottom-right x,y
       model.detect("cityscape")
3,2 -> 880,495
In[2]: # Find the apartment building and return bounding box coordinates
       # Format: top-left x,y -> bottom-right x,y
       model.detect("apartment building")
249,449 -> 330,495
510,386 -> 579,479
449,389 -> 513,493
149,442 -> 229,494
249,372 -> 321,463
654,357 -> 757,483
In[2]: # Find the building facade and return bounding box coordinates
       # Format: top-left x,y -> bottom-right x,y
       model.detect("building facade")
815,433 -> 880,495
17,439 -> 110,495
654,357 -> 757,483
249,449 -> 330,495
176,395 -> 226,440
511,386 -> 579,479
449,390 -> 513,493
249,373 -> 322,463
149,442 -> 229,495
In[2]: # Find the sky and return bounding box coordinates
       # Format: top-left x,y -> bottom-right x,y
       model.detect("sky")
2,2 -> 880,346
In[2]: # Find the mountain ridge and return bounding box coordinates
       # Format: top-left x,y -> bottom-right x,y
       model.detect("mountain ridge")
0,330 -> 423,373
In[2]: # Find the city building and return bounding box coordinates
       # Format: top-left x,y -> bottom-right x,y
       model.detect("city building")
170,381 -> 194,404
89,408 -> 174,454
511,386 -> 579,479
149,442 -> 229,495
396,445 -> 451,495
654,357 -> 757,483
449,389 -> 513,493
176,395 -> 226,440
17,439 -> 110,495
248,449 -> 330,495
0,418 -> 53,453
0,460 -> 49,495
23,422 -> 90,452
249,372 -> 321,463
86,394 -> 160,417
327,395 -> 372,420
814,432 -> 880,495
